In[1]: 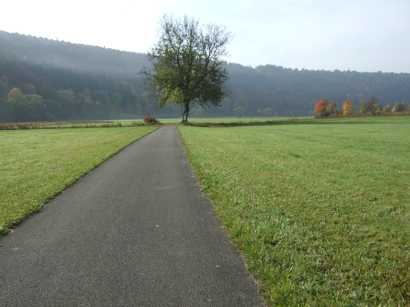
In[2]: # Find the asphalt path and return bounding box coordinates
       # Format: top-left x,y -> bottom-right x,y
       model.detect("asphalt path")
0,126 -> 263,307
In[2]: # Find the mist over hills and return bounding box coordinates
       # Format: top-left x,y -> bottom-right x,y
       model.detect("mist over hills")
0,31 -> 148,77
1,30 -> 410,121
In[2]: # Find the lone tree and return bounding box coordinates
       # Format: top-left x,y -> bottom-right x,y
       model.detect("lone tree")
149,16 -> 230,122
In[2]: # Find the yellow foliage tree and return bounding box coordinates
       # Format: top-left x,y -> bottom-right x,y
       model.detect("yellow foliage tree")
342,100 -> 353,116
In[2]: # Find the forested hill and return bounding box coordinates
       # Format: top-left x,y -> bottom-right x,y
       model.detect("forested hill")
225,64 -> 410,116
0,30 -> 148,77
1,30 -> 410,121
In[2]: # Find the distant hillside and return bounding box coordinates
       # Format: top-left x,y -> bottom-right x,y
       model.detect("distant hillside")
0,31 -> 149,77
223,64 -> 410,116
1,30 -> 410,121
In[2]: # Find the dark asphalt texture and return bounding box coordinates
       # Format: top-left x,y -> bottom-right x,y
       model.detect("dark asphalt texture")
0,126 -> 263,307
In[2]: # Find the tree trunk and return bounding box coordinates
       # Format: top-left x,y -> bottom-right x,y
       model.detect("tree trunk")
182,101 -> 190,123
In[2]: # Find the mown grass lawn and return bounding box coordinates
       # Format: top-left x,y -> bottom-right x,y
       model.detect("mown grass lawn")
0,126 -> 154,234
179,117 -> 410,306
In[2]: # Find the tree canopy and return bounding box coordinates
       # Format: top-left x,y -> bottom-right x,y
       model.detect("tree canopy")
149,16 -> 231,122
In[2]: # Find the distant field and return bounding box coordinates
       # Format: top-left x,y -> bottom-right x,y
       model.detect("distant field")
0,120 -> 145,130
4,115 -> 409,129
179,116 -> 410,306
158,116 -> 295,124
0,117 -> 292,129
163,115 -> 410,126
182,115 -> 410,126
0,127 -> 154,234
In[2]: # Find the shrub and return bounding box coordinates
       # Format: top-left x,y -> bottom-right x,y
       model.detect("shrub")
360,97 -> 380,115
383,104 -> 393,113
342,100 -> 353,116
326,102 -> 337,116
314,99 -> 330,118
144,115 -> 159,125
391,103 -> 407,113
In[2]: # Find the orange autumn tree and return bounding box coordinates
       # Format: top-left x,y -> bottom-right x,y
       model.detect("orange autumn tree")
342,99 -> 353,116
314,99 -> 330,118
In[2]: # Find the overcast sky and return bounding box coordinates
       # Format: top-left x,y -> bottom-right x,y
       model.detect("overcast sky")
1,0 -> 409,72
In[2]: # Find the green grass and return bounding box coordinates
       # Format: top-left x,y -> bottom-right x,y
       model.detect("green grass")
159,116 -> 292,123
0,126 -> 154,234
179,116 -> 410,306
4,115 -> 408,129
161,115 -> 410,127
0,120 -> 146,130
182,115 -> 410,126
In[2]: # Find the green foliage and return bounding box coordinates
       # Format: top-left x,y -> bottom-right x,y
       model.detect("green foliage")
383,104 -> 393,112
0,127 -> 154,234
360,96 -> 380,115
7,87 -> 24,101
180,117 -> 410,306
0,61 -> 165,122
326,101 -> 337,115
0,75 -> 9,98
7,87 -> 46,121
149,16 -> 230,122
391,102 -> 407,113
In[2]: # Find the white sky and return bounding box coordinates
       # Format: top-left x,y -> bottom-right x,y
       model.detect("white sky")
1,0 -> 409,72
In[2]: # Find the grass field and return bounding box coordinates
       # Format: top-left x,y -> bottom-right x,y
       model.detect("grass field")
179,116 -> 410,306
2,115 -> 409,130
0,117 -> 293,129
0,126 -> 154,234
0,120 -> 146,130
159,116 -> 294,124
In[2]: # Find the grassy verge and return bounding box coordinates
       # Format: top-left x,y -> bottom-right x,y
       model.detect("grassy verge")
0,126 -> 154,234
179,117 -> 410,306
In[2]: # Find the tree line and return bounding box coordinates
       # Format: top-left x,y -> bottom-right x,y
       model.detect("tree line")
314,97 -> 410,118
1,30 -> 410,122
0,59 -> 162,121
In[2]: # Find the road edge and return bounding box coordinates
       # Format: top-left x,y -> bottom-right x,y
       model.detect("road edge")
176,126 -> 266,307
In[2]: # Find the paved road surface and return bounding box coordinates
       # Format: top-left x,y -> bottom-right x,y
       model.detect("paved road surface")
0,126 -> 263,307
